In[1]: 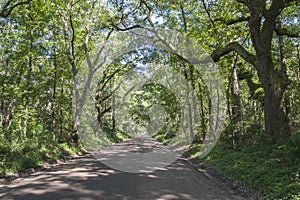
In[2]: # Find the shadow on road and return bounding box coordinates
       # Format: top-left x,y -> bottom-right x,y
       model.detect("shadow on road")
0,137 -> 252,200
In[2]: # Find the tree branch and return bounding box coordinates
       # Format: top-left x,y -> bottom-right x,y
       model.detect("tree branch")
261,0 -> 284,46
111,23 -> 144,31
275,28 -> 299,38
69,12 -> 77,74
236,0 -> 247,4
214,16 -> 250,25
140,0 -> 154,27
211,42 -> 258,68
0,0 -> 32,18
201,0 -> 215,27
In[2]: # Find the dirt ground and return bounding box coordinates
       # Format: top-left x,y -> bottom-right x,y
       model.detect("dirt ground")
0,136 -> 257,200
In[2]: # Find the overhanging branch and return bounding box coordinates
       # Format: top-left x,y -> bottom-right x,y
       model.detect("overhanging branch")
275,28 -> 299,38
211,42 -> 258,68
111,24 -> 144,31
0,0 -> 32,18
214,16 -> 250,25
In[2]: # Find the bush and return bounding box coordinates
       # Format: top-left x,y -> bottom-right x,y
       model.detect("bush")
0,137 -> 82,177
194,131 -> 300,199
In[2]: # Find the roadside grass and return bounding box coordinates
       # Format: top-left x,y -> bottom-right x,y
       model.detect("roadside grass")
0,138 -> 83,177
188,132 -> 300,200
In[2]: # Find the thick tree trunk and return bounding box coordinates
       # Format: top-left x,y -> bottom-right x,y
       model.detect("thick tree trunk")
259,55 -> 290,142
263,85 -> 290,142
211,0 -> 294,142
244,0 -> 290,142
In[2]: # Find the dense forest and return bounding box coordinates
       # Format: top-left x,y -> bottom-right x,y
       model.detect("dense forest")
0,0 -> 299,199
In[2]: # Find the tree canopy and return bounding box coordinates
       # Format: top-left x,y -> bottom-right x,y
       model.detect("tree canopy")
0,0 -> 299,198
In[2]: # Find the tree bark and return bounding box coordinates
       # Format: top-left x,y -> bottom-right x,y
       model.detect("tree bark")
252,0 -> 291,142
257,48 -> 290,142
211,0 -> 292,142
279,28 -> 291,137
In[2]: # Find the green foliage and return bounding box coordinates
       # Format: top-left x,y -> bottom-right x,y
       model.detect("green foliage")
0,1 -> 299,199
0,137 -> 82,177
195,131 -> 300,199
130,83 -> 181,141
100,116 -> 131,143
0,0 -> 112,175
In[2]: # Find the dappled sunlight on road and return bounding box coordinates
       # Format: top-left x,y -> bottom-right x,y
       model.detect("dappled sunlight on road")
0,140 -> 253,200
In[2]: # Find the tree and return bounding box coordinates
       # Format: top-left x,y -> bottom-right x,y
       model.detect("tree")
59,0 -> 114,146
110,0 -> 299,142
210,0 -> 299,142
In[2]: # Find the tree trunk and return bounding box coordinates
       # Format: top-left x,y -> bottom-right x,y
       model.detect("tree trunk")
59,78 -> 64,139
263,85 -> 290,142
259,55 -> 290,142
279,31 -> 291,137
111,79 -> 116,140
198,82 -> 207,141
297,45 -> 300,82
182,63 -> 194,139
245,0 -> 290,142
232,55 -> 242,121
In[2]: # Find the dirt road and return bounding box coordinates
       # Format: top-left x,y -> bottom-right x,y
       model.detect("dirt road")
0,136 -> 254,200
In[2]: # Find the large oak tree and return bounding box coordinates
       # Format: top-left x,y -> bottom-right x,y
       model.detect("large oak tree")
211,0 -> 299,142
